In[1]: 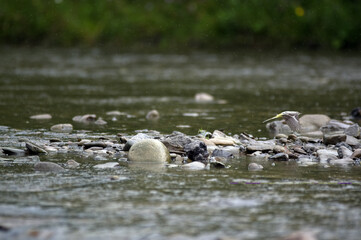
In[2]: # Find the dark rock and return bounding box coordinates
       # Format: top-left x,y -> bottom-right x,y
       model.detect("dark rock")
329,158 -> 354,166
26,142 -> 47,154
351,107 -> 361,119
344,124 -> 360,137
269,153 -> 289,161
83,142 -> 107,149
184,140 -> 209,163
323,132 -> 346,145
34,162 -> 65,172
211,149 -> 233,159
161,132 -> 192,154
1,147 -> 26,156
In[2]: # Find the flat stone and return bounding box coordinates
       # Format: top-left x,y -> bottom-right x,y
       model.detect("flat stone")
181,161 -> 206,170
128,139 -> 170,163
248,163 -> 264,171
323,132 -> 346,145
351,149 -> 361,159
25,142 -> 47,154
50,124 -> 73,133
209,138 -> 236,146
34,162 -> 65,172
1,147 -> 26,156
30,114 -> 52,120
106,111 -> 125,116
269,153 -> 289,161
246,142 -> 275,153
93,162 -> 119,169
83,142 -> 107,149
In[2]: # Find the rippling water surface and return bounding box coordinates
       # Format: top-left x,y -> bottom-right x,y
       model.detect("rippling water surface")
0,48 -> 360,240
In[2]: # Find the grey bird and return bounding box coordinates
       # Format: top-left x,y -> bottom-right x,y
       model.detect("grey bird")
263,111 -> 301,132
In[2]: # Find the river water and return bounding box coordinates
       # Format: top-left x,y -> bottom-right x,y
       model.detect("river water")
0,47 -> 360,240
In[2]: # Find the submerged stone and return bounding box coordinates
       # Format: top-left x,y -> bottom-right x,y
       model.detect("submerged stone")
323,132 -> 346,145
248,163 -> 264,171
128,139 -> 170,163
146,110 -> 160,120
1,147 -> 26,156
30,114 -> 52,120
34,162 -> 64,172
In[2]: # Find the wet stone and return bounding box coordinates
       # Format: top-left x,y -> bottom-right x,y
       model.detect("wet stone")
246,142 -> 274,153
317,149 -> 338,163
181,161 -> 206,170
93,162 -> 119,169
30,114 -> 52,120
337,146 -> 353,158
25,142 -> 47,154
50,124 -> 73,133
329,158 -> 354,166
161,132 -> 192,154
34,162 -> 65,172
346,135 -> 360,147
83,142 -> 107,149
323,132 -> 346,145
94,118 -> 107,125
248,163 -> 264,171
1,147 -> 26,156
66,160 -> 80,168
269,153 -> 289,161
146,110 -> 160,120
211,149 -> 234,159
128,139 -> 170,163
184,140 -> 209,163
72,114 -> 97,123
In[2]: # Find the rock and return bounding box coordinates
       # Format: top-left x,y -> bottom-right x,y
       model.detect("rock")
123,133 -> 152,151
181,161 -> 206,170
209,158 -> 227,169
246,141 -> 275,153
66,160 -> 80,168
209,138 -> 236,146
199,138 -> 216,146
1,147 -> 26,156
184,140 -> 209,163
323,132 -> 346,145
337,146 -> 353,158
211,149 -> 234,159
83,142 -> 107,149
146,110 -> 160,120
195,92 -> 214,102
344,124 -> 360,137
292,147 -> 307,155
301,131 -> 323,139
280,230 -> 318,240
44,146 -> 58,153
275,133 -> 288,139
128,139 -> 170,163
273,145 -> 287,153
94,118 -> 107,125
30,114 -> 52,120
72,114 -> 97,123
50,124 -> 73,133
346,135 -> 360,147
298,156 -> 318,166
351,107 -> 361,119
25,142 -> 47,154
34,162 -> 65,172
329,158 -> 354,166
299,114 -> 330,132
269,153 -> 289,161
161,132 -> 192,154
321,120 -> 352,133
351,149 -> 361,159
106,111 -> 125,116
93,162 -> 119,169
248,163 -> 264,171
266,121 -> 292,136
317,149 -> 338,163
220,146 -> 241,157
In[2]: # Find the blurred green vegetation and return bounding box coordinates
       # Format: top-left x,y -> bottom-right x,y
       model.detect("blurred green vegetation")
1,0 -> 360,50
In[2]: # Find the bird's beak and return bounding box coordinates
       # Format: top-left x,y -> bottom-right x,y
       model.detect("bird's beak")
262,113 -> 283,123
